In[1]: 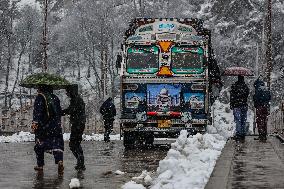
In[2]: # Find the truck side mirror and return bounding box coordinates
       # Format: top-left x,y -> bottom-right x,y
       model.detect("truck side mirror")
116,55 -> 122,69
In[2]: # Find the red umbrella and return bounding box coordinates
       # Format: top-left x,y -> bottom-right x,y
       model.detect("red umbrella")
222,66 -> 254,76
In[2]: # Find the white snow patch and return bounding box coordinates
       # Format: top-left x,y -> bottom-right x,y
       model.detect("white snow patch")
18,0 -> 40,9
121,181 -> 146,189
0,131 -> 34,143
150,131 -> 226,189
207,100 -> 235,138
122,131 -> 226,189
132,170 -> 152,183
0,132 -> 120,143
122,100 -> 244,189
69,178 -> 80,189
115,170 -> 125,175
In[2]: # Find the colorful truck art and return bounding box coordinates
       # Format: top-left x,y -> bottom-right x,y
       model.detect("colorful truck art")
118,18 -> 222,149
147,84 -> 181,112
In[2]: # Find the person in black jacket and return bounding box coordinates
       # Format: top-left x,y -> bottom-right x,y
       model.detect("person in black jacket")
62,85 -> 86,170
100,97 -> 116,142
32,85 -> 64,176
253,79 -> 271,142
230,76 -> 250,142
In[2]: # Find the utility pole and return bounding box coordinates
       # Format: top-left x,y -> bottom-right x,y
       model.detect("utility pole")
265,0 -> 272,89
41,0 -> 48,72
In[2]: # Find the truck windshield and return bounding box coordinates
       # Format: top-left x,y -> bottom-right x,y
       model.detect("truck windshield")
127,46 -> 159,70
171,47 -> 203,69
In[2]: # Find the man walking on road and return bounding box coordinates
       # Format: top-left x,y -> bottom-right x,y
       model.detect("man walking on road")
230,76 -> 250,142
62,84 -> 86,170
100,96 -> 116,142
253,78 -> 271,142
32,85 -> 64,176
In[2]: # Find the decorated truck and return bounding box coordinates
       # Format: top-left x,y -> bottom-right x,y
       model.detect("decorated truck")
116,18 -> 222,148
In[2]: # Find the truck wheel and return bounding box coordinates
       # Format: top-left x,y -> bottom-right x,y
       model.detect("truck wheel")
136,132 -> 146,146
123,131 -> 135,149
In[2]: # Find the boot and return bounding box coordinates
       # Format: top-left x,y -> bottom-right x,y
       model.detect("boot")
240,135 -> 245,143
259,135 -> 267,143
104,133 -> 110,142
58,161 -> 64,176
75,164 -> 86,171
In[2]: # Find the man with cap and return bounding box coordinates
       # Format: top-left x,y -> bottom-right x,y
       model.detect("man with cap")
62,84 -> 86,170
100,96 -> 116,142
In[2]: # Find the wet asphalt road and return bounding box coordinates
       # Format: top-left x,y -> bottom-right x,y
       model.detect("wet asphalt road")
206,136 -> 284,189
229,137 -> 284,189
0,140 -> 171,189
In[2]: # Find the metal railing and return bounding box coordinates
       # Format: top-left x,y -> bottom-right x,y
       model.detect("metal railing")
268,105 -> 284,140
0,105 -> 107,135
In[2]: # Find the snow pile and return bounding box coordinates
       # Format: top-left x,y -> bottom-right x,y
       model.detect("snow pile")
208,100 -> 254,138
82,133 -> 120,141
0,132 -> 120,143
0,131 -> 35,143
115,170 -> 125,175
207,100 -> 235,139
132,170 -> 153,185
69,178 -> 80,188
122,100 -> 236,189
122,131 -> 226,189
121,181 -> 146,189
151,131 -> 225,189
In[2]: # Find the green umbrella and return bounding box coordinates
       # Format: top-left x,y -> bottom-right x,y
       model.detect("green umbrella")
20,72 -> 72,90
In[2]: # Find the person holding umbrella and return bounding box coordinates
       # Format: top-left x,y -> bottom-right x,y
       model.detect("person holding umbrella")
32,85 -> 64,176
230,75 -> 250,142
20,72 -> 72,176
223,67 -> 252,143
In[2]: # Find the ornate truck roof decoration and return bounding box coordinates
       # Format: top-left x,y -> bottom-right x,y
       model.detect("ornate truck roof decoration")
125,18 -> 209,45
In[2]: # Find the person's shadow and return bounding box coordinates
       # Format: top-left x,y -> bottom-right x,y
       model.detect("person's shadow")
33,172 -> 64,189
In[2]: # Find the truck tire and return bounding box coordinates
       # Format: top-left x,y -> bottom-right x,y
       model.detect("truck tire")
123,131 -> 136,149
145,132 -> 154,146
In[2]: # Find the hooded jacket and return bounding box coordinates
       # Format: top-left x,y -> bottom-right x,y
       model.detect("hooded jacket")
230,79 -> 250,108
253,79 -> 271,108
62,86 -> 86,131
100,97 -> 116,120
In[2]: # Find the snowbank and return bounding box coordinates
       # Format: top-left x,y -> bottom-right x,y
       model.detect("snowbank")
207,100 -> 235,139
122,100 -> 247,189
208,100 -> 254,138
0,131 -> 120,143
0,131 -> 34,143
122,131 -> 226,189
150,132 -> 225,189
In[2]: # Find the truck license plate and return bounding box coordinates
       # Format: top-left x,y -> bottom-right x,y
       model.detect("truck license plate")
158,120 -> 171,128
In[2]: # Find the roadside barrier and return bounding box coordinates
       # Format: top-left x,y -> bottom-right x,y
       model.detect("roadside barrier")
268,104 -> 284,141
